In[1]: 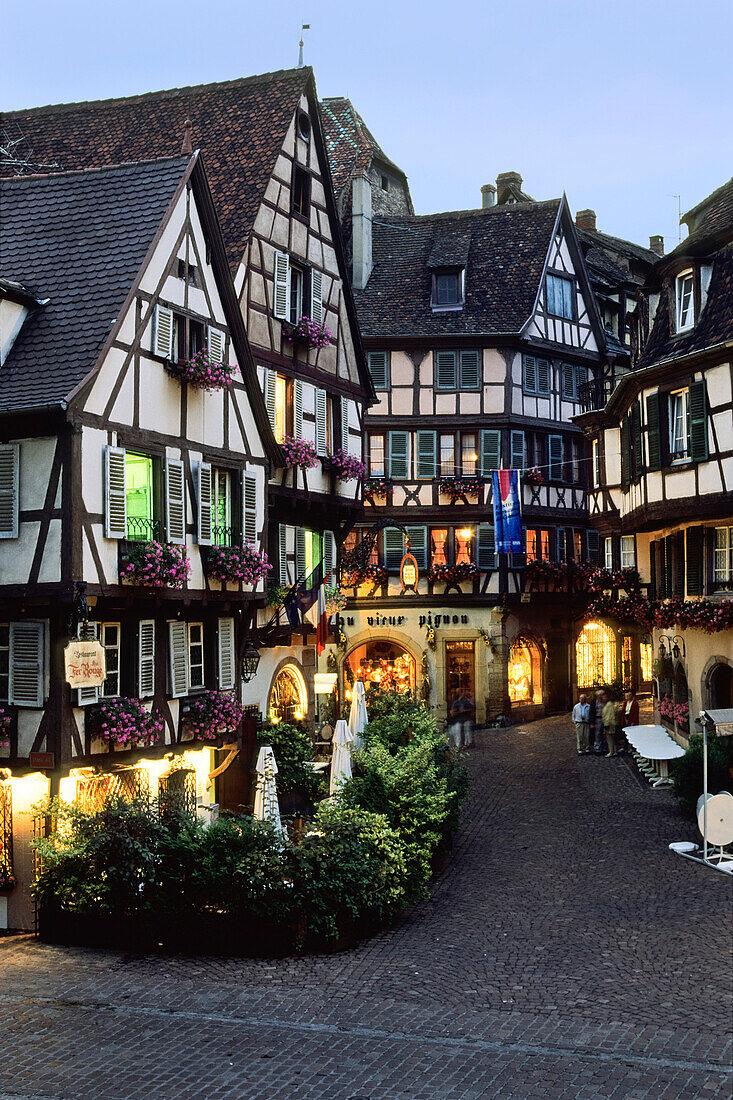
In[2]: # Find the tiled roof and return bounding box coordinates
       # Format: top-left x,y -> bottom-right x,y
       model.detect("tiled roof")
636,244 -> 733,368
320,97 -> 408,200
0,157 -> 188,412
577,226 -> 659,269
672,177 -> 733,257
1,68 -> 311,268
354,200 -> 561,338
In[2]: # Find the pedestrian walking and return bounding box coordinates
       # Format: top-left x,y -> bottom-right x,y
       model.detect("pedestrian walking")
572,693 -> 591,754
601,692 -> 618,756
592,689 -> 606,754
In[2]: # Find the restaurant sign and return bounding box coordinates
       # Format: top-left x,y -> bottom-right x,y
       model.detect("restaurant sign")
64,640 -> 106,688
400,552 -> 419,594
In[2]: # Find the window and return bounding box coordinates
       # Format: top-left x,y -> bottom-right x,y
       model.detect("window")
571,439 -> 581,483
576,621 -> 616,690
211,469 -> 231,547
289,264 -> 304,324
273,375 -> 287,443
605,537 -> 613,569
125,452 -> 157,541
669,389 -> 690,459
292,166 -> 310,218
101,623 -> 120,697
296,111 -> 311,141
714,527 -> 733,586
174,315 -> 205,363
176,259 -> 201,287
621,536 -> 636,569
523,355 -> 550,395
592,439 -> 600,488
440,434 -> 455,476
369,434 -> 385,477
431,529 -> 448,567
432,271 -> 464,309
546,274 -> 575,319
380,174 -> 389,191
455,527 -> 473,565
367,351 -> 389,390
526,529 -> 550,562
461,434 -> 477,477
676,270 -> 694,331
188,623 -> 204,691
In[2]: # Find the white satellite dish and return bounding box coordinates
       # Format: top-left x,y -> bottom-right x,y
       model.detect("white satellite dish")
697,791 -> 733,848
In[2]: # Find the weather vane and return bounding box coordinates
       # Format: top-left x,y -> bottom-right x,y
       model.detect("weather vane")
297,24 -> 310,68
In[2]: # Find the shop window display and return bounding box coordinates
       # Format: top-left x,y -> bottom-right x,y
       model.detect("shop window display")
345,641 -> 415,695
508,638 -> 543,704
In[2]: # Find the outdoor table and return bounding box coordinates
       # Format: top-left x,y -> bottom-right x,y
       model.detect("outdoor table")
306,760 -> 329,773
624,724 -> 686,786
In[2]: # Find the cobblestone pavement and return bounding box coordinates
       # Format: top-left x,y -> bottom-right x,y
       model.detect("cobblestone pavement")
1,716 -> 731,1099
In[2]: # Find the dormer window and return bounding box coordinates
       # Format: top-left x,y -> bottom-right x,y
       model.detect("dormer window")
675,269 -> 694,331
292,166 -> 311,219
431,269 -> 464,311
546,273 -> 575,320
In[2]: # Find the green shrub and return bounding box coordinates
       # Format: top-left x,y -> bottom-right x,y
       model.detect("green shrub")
671,735 -> 733,820
258,720 -> 325,799
363,688 -> 436,753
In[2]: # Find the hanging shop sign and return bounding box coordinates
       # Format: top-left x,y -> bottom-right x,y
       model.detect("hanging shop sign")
64,640 -> 106,688
400,552 -> 419,594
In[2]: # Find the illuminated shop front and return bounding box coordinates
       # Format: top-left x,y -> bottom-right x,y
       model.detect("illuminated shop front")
268,664 -> 308,724
576,621 -> 617,689
344,640 -> 415,695
508,637 -> 543,705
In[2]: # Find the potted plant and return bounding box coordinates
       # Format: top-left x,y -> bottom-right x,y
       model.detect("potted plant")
323,449 -> 366,482
89,697 -> 164,748
205,544 -> 271,586
166,348 -> 237,392
364,478 -> 393,502
0,866 -> 15,892
324,584 -> 347,615
524,467 -> 544,485
182,690 -> 243,742
283,316 -> 332,349
0,705 -> 12,751
280,436 -> 320,470
438,477 -> 484,501
119,542 -> 190,589
428,562 -> 478,583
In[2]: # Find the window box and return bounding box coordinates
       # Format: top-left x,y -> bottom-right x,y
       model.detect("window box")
119,541 -> 190,589
524,467 -> 544,486
427,562 -> 478,584
203,543 -> 271,586
438,476 -> 484,501
364,478 -> 393,502
87,697 -> 164,749
164,349 -> 236,392
280,436 -> 319,470
180,689 -> 243,743
282,316 -> 331,350
322,450 -> 366,482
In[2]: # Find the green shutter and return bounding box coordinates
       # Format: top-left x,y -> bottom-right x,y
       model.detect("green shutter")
406,526 -> 427,568
620,418 -> 631,488
384,527 -> 404,570
686,526 -> 704,597
646,392 -> 662,471
548,435 -> 563,480
480,430 -> 501,476
435,350 -> 457,389
389,431 -> 409,479
367,351 -> 388,390
459,349 -> 480,389
689,380 -> 709,462
477,524 -> 496,569
674,531 -> 685,597
631,402 -> 643,480
587,529 -> 601,563
510,430 -> 525,470
523,355 -> 537,393
537,358 -> 551,395
416,431 -> 437,479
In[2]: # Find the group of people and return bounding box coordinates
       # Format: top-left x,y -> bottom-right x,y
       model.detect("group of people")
571,689 -> 639,757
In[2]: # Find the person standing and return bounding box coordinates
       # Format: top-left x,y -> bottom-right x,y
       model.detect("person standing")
572,693 -> 591,755
619,689 -> 639,754
601,692 -> 618,757
592,689 -> 606,754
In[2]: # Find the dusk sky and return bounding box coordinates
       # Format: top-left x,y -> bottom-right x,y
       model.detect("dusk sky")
4,0 -> 731,250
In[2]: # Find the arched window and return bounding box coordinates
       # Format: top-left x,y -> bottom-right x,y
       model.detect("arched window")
508,638 -> 542,704
709,663 -> 733,710
576,621 -> 616,689
345,641 -> 415,695
269,665 -> 308,725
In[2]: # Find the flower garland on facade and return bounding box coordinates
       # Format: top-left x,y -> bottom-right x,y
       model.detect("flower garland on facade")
364,477 -> 393,501
585,593 -> 733,634
206,544 -> 271,585
182,690 -> 243,742
284,316 -> 332,349
323,449 -> 366,482
120,542 -> 190,589
0,705 -> 11,750
91,697 -> 164,748
280,436 -> 320,470
438,476 -> 484,500
344,562 -> 388,587
524,467 -> 544,485
167,349 -> 236,392
525,560 -> 642,594
324,584 -> 347,615
428,562 -> 478,583
659,694 -> 689,727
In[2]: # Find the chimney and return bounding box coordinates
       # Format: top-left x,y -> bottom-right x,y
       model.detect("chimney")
575,209 -> 596,232
481,183 -> 496,209
649,234 -> 665,257
495,171 -> 523,203
180,119 -> 193,155
351,171 -> 373,290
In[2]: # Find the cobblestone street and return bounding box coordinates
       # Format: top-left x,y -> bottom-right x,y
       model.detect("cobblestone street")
0,715 -> 731,1099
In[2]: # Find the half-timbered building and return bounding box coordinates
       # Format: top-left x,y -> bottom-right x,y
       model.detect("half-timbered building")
0,152 -> 280,930
3,67 -> 373,733
575,178 -> 733,742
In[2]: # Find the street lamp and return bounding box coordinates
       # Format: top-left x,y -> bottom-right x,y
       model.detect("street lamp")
658,634 -> 685,661
241,639 -> 261,683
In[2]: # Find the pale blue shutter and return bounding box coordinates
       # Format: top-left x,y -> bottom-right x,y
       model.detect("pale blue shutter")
367,351 -> 388,390
435,351 -> 457,389
406,526 -> 427,568
459,350 -> 480,389
587,529 -> 601,564
389,432 -> 409,479
523,355 -> 537,393
510,431 -> 526,470
562,363 -> 575,399
384,528 -> 404,570
549,435 -> 564,480
278,524 -> 288,584
416,431 -> 437,479
537,358 -> 551,395
9,621 -> 44,707
296,528 -> 307,579
480,430 -> 501,477
478,524 -> 496,569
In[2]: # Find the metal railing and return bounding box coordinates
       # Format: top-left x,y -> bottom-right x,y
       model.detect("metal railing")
126,516 -> 161,542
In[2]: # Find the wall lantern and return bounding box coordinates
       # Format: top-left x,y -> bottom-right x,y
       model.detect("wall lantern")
658,634 -> 685,661
241,640 -> 261,683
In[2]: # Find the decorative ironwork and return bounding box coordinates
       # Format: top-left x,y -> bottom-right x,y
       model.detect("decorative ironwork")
211,525 -> 233,547
125,516 -> 160,542
0,783 -> 12,881
576,621 -> 617,689
158,767 -> 197,822
76,768 -> 150,813
339,519 -> 409,581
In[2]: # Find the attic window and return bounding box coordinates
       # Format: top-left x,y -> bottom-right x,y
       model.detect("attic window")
292,166 -> 311,219
431,270 -> 464,311
176,259 -> 201,288
297,111 -> 311,142
546,273 -> 575,320
380,175 -> 389,192
675,269 -> 694,332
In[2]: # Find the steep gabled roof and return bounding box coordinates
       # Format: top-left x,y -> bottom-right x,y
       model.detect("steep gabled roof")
2,68 -> 311,269
354,200 -> 561,338
0,157 -> 188,412
670,177 -> 733,259
320,97 -> 411,204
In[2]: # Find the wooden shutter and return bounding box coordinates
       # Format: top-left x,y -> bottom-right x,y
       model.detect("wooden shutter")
646,392 -> 662,471
537,358 -> 551,395
478,524 -> 496,569
587,529 -> 601,564
167,621 -> 188,698
548,435 -> 563,480
674,531 -> 685,596
562,363 -> 574,399
557,527 -> 566,562
279,524 -> 288,584
310,269 -> 323,324
323,530 -> 336,578
217,617 -> 236,691
384,527 -> 404,570
273,251 -> 290,319
76,622 -> 100,707
0,443 -> 19,539
207,326 -> 225,363
459,349 -> 480,389
340,397 -> 350,453
416,431 -> 437,479
406,526 -> 427,568
649,541 -> 657,599
511,431 -> 526,471
9,621 -> 44,707
153,304 -> 174,358
686,526 -> 704,597
620,418 -> 631,488
315,388 -> 328,455
480,430 -> 501,477
367,351 -> 388,390
389,431 -> 409,478
512,527 -> 527,569
103,446 -> 127,540
139,619 -> 156,698
196,461 -> 212,546
435,350 -> 457,389
523,355 -> 537,393
242,472 -> 258,545
631,402 -> 643,479
293,379 -> 304,437
689,380 -> 709,462
264,369 -> 277,429
165,458 -> 186,545
295,528 -> 307,579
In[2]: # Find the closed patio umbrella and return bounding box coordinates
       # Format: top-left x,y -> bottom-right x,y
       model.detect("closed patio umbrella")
253,744 -> 284,839
348,680 -> 368,752
329,719 -> 354,795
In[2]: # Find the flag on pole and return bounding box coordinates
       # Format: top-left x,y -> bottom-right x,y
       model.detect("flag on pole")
492,469 -> 523,553
283,561 -> 324,628
316,581 -> 328,655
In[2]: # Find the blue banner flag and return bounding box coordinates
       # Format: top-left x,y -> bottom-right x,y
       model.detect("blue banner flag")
492,469 -> 523,554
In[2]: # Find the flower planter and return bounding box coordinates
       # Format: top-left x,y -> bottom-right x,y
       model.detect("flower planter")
165,350 -> 236,392
204,544 -> 271,586
282,316 -> 332,350
181,690 -> 243,743
119,541 -> 190,589
322,450 -> 366,482
88,698 -> 164,749
280,436 -> 320,470
428,563 -> 478,585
